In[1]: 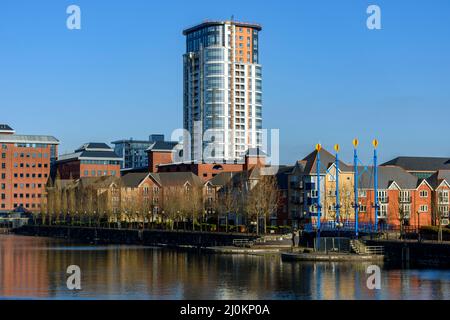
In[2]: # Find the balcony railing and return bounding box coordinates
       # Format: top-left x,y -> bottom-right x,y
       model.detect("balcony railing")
378,211 -> 387,218
399,196 -> 412,203
379,197 -> 389,204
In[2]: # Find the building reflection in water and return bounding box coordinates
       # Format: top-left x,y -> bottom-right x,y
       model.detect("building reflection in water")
1,235 -> 450,299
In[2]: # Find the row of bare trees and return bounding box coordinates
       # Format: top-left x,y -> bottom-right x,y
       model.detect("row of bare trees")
37,175 -> 280,234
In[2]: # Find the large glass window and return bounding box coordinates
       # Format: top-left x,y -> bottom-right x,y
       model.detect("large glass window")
206,77 -> 224,89
206,90 -> 224,103
206,63 -> 224,76
205,48 -> 224,61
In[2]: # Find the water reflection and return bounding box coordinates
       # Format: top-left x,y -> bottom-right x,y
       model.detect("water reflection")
0,235 -> 449,300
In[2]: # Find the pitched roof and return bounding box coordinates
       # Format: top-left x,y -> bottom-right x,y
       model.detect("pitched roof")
301,148 -> 353,175
427,170 -> 450,189
78,176 -> 121,188
358,165 -> 419,190
381,156 -> 450,172
57,142 -> 121,163
75,142 -> 112,152
0,134 -> 59,144
151,172 -> 203,188
146,141 -> 179,152
0,124 -> 14,133
207,171 -> 238,187
121,172 -> 150,188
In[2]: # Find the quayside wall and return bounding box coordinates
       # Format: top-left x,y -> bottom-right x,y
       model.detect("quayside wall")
13,225 -> 258,248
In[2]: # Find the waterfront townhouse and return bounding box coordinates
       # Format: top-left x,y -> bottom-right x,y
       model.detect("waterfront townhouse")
427,170 -> 450,225
0,124 -> 59,213
287,148 -> 354,228
357,166 -> 433,229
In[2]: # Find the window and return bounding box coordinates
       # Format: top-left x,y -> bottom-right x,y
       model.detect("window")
402,204 -> 411,218
439,190 -> 449,204
377,190 -> 388,203
91,170 -> 96,176
360,205 -> 367,213
419,190 -> 428,198
399,191 -> 411,202
359,190 -> 367,198
379,204 -> 388,218
111,171 -> 116,176
438,206 -> 449,218
1,153 -> 5,159
419,205 -> 428,213
84,170 -> 89,176
1,163 -> 5,169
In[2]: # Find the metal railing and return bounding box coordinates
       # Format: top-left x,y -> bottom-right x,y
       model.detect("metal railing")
303,221 -> 395,233
365,246 -> 384,255
232,239 -> 254,247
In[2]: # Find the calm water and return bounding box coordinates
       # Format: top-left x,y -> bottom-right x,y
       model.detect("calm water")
0,234 -> 449,300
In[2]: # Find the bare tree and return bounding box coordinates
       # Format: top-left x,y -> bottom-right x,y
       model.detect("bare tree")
187,185 -> 203,231
162,186 -> 183,230
246,175 -> 279,235
217,183 -> 237,233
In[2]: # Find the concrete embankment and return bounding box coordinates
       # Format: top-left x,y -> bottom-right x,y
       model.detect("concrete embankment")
281,252 -> 383,262
366,239 -> 450,267
13,225 -> 258,248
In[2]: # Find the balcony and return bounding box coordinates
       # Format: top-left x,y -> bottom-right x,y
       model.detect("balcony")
399,196 -> 412,203
438,197 -> 449,205
379,197 -> 389,204
377,211 -> 388,219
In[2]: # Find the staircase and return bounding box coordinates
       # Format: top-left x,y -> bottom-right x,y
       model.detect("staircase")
350,239 -> 384,255
350,239 -> 366,255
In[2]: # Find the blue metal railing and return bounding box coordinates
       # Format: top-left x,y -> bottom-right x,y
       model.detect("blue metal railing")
303,221 -> 394,233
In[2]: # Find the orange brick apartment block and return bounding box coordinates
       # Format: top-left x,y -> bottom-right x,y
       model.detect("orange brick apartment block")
0,124 -> 59,212
357,166 -> 434,228
56,143 -> 121,179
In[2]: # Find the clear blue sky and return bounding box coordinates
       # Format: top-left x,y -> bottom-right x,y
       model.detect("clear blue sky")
1,0 -> 449,165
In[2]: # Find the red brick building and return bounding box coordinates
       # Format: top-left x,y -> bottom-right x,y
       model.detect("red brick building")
428,170 -> 450,225
358,166 -> 433,229
56,143 -> 121,179
151,146 -> 266,182
0,124 -> 59,213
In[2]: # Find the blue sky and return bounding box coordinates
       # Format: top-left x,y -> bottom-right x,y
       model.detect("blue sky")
1,0 -> 449,165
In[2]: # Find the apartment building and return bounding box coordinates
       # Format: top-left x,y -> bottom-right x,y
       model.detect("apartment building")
111,134 -> 166,170
0,124 -> 59,213
428,170 -> 450,225
287,148 -> 354,228
182,20 -> 263,161
357,166 -> 433,229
